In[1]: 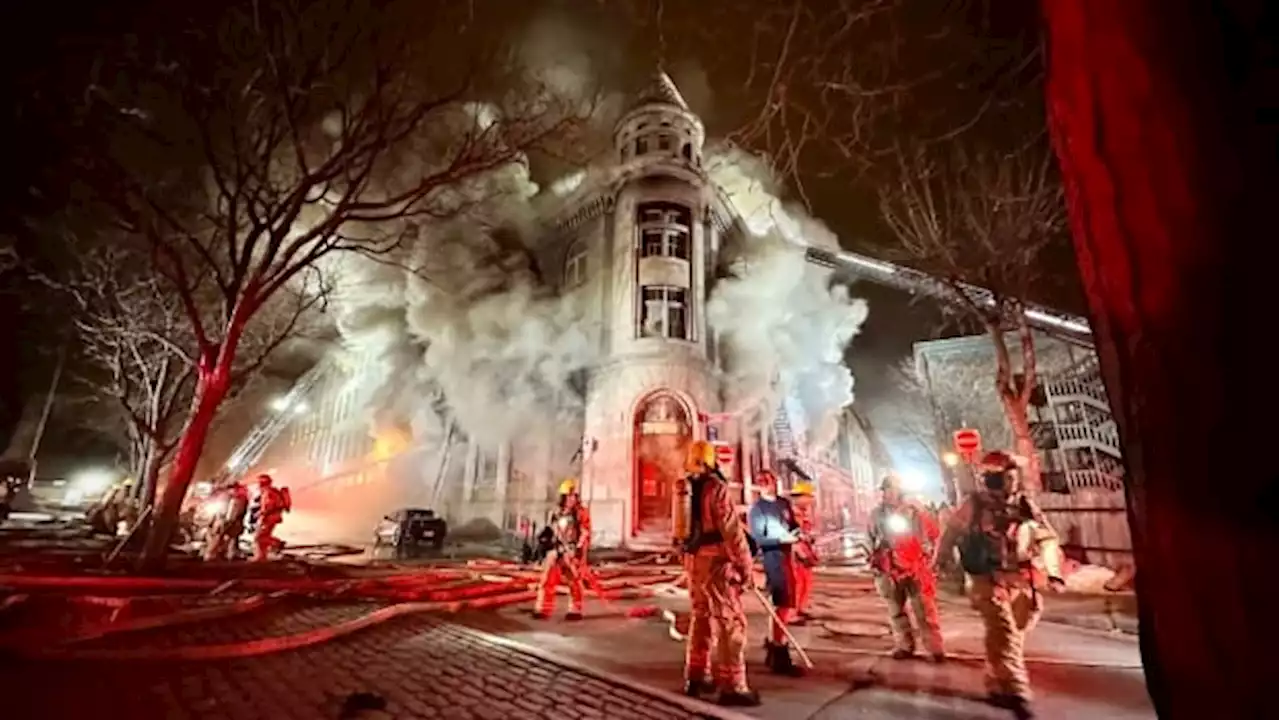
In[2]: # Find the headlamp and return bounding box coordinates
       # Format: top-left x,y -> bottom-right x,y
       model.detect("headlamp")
886,513 -> 910,534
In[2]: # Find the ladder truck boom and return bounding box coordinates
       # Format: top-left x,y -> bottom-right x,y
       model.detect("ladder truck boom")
801,246 -> 1095,348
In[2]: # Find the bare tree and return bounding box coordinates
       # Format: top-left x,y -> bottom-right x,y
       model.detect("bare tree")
61,0 -> 593,567
903,356 -> 1019,452
878,356 -> 1014,498
877,138 -> 1069,489
0,242 -> 16,275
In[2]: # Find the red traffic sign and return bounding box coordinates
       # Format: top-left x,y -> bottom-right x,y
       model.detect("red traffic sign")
952,428 -> 981,455
714,443 -> 735,466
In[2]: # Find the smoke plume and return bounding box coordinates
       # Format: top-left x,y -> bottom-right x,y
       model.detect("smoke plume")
336,161 -> 596,451
706,147 -> 869,450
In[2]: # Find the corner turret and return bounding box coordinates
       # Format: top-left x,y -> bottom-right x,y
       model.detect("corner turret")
614,70 -> 705,167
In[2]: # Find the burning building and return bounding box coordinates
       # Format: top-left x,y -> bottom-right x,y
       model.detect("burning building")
214,72 -> 873,549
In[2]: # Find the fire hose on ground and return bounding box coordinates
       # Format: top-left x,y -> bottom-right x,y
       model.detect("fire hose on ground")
0,566 -> 684,661
13,590 -> 540,662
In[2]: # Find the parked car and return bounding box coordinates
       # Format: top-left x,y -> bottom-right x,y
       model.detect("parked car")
373,508 -> 448,552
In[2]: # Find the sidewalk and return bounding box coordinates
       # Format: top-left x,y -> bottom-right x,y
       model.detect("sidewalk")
820,571 -> 1140,635
459,577 -> 1153,720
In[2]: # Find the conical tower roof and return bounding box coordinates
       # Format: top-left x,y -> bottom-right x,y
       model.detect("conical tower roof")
627,69 -> 690,112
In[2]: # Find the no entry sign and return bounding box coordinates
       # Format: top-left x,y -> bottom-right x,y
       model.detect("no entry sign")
714,443 -> 735,467
952,428 -> 981,458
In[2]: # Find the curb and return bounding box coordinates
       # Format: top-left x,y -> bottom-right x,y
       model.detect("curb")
806,644 -> 1144,670
450,624 -> 756,720
937,595 -> 1139,637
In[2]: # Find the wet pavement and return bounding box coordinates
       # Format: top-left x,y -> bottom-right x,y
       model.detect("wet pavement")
0,552 -> 1153,720
458,573 -> 1155,720
0,607 -> 725,720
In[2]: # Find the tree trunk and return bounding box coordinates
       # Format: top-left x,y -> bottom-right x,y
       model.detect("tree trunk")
136,369 -> 230,571
1003,399 -> 1042,492
140,447 -> 163,511
1042,1 -> 1274,717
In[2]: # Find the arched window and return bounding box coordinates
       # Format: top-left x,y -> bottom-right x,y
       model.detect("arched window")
681,143 -> 693,161
636,202 -> 692,260
564,241 -> 588,288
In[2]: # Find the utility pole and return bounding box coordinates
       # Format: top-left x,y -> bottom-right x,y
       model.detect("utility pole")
27,346 -> 66,469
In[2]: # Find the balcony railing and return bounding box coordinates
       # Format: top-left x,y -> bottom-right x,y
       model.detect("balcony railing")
1044,378 -> 1110,407
1065,469 -> 1124,492
1055,422 -> 1121,454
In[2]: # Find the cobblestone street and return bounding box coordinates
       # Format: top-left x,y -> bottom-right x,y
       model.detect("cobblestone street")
1,607 -> 722,720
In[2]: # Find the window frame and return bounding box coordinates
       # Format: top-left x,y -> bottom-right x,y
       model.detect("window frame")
564,241 -> 588,288
636,202 -> 692,261
639,285 -> 690,341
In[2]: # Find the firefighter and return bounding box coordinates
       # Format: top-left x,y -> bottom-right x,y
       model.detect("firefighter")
533,478 -> 591,620
203,480 -> 249,562
934,451 -> 1064,719
251,474 -> 291,562
747,470 -> 804,676
788,481 -> 818,622
680,440 -> 760,707
869,474 -> 946,662
87,478 -> 134,536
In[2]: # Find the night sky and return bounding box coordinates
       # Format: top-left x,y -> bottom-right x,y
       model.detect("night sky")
0,0 -> 1051,468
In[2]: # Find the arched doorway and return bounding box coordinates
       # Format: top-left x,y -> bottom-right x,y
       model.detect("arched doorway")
634,393 -> 692,536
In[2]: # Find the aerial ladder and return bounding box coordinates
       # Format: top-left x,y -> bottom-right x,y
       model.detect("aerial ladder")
221,356 -> 339,478
800,245 -> 1094,348
710,185 -> 1095,348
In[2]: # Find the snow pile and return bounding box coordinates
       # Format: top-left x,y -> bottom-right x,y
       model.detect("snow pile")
1063,562 -> 1120,594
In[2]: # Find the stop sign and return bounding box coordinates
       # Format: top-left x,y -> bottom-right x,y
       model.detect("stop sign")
952,428 -> 981,456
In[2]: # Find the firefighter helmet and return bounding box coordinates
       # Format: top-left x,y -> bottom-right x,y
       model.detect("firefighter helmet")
791,481 -> 815,496
685,440 -> 717,473
558,478 -> 578,495
979,451 -> 1020,493
980,451 -> 1017,471
256,474 -> 274,486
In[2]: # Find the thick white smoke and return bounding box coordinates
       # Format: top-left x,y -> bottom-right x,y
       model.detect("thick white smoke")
336,161 -> 596,451
706,148 -> 869,450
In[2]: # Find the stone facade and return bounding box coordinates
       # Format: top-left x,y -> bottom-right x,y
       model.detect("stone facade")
220,72 -> 874,551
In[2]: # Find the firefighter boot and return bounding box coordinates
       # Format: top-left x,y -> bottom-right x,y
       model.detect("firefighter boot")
765,642 -> 804,677
565,611 -> 583,621
717,689 -> 762,707
682,679 -> 716,698
989,693 -> 1035,719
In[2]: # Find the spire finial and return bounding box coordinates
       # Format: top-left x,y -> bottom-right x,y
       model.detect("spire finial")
653,0 -> 667,73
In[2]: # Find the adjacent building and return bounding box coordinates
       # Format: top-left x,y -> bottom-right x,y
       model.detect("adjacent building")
913,332 -> 1132,567
211,72 -> 878,549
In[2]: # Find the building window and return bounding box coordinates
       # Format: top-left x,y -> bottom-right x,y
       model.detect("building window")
640,286 -> 689,340
681,143 -> 692,160
657,135 -> 672,151
635,137 -> 649,156
564,241 -> 588,288
636,202 -> 692,260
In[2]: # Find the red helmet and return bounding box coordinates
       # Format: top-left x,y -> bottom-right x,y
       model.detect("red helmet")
980,451 -> 1016,470
256,474 -> 274,486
